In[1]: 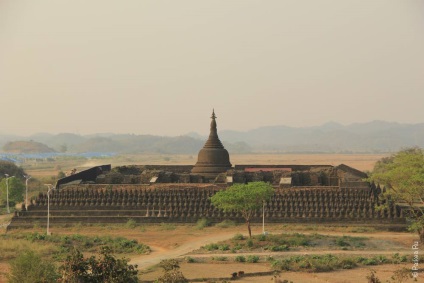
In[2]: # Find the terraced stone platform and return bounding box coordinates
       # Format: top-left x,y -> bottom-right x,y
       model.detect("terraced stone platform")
8,183 -> 405,230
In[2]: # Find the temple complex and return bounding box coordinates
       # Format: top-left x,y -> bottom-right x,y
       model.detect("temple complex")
8,111 -> 406,229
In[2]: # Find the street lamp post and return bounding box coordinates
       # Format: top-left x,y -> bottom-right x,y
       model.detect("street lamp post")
44,184 -> 53,235
5,174 -> 14,214
24,175 -> 31,211
262,200 -> 265,235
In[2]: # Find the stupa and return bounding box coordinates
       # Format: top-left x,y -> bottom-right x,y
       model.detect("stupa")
191,110 -> 232,178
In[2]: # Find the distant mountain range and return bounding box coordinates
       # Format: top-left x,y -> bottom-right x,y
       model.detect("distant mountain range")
217,121 -> 424,153
1,121 -> 424,154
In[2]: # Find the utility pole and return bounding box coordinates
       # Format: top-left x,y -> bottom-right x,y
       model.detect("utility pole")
5,174 -> 14,214
44,184 -> 53,235
24,175 -> 31,211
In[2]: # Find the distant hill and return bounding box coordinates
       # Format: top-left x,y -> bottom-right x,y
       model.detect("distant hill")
219,121 -> 424,153
2,141 -> 56,154
0,121 -> 423,154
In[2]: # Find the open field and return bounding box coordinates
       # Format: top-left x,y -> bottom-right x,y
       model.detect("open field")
0,222 -> 420,283
22,153 -> 388,179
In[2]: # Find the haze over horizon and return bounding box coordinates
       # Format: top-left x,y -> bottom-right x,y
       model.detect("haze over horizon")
1,1 -> 423,137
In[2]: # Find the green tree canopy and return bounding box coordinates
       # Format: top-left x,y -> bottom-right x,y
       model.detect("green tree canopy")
210,181 -> 274,238
0,160 -> 26,179
369,147 -> 424,242
0,176 -> 25,209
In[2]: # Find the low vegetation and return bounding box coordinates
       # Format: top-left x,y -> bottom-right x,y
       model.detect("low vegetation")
7,250 -> 59,283
215,219 -> 238,228
0,232 -> 150,262
156,259 -> 188,283
199,232 -> 368,253
195,217 -> 211,230
270,253 -> 419,273
7,246 -> 139,283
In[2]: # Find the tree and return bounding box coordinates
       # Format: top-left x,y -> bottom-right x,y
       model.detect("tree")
156,259 -> 187,283
0,160 -> 26,180
0,176 -> 25,209
369,147 -> 424,243
210,181 -> 274,238
59,247 -> 139,283
7,250 -> 59,283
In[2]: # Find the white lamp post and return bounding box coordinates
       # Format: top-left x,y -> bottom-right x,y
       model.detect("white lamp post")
44,184 -> 53,235
24,175 -> 31,211
5,174 -> 14,214
262,200 -> 265,235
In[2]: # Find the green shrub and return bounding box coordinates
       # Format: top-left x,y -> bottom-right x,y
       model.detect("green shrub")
335,237 -> 350,247
400,255 -> 408,263
125,219 -> 137,229
247,255 -> 260,263
334,235 -> 367,248
215,220 -> 236,228
234,244 -> 242,250
374,255 -> 388,264
339,258 -> 357,269
235,255 -> 246,262
258,234 -> 267,241
267,245 -> 289,251
185,257 -> 196,263
159,223 -> 176,230
204,243 -> 219,251
246,239 -> 254,248
7,250 -> 59,283
363,258 -> 378,265
355,256 -> 368,264
195,218 -> 210,230
288,233 -> 310,246
232,233 -> 245,241
212,256 -> 227,261
218,244 -> 229,251
392,253 -> 403,264
271,259 -> 291,271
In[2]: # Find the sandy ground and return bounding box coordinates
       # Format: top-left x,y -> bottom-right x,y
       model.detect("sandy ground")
0,223 -> 421,282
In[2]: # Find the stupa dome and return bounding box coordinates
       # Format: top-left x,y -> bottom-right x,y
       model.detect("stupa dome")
191,110 -> 232,178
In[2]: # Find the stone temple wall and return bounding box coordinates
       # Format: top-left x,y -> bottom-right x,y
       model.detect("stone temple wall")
8,184 -> 405,229
95,165 -> 347,187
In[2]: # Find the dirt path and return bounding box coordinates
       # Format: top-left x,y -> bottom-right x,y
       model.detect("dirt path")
130,231 -> 238,269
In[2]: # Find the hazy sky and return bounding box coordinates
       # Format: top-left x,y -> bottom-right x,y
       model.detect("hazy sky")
1,0 -> 423,136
